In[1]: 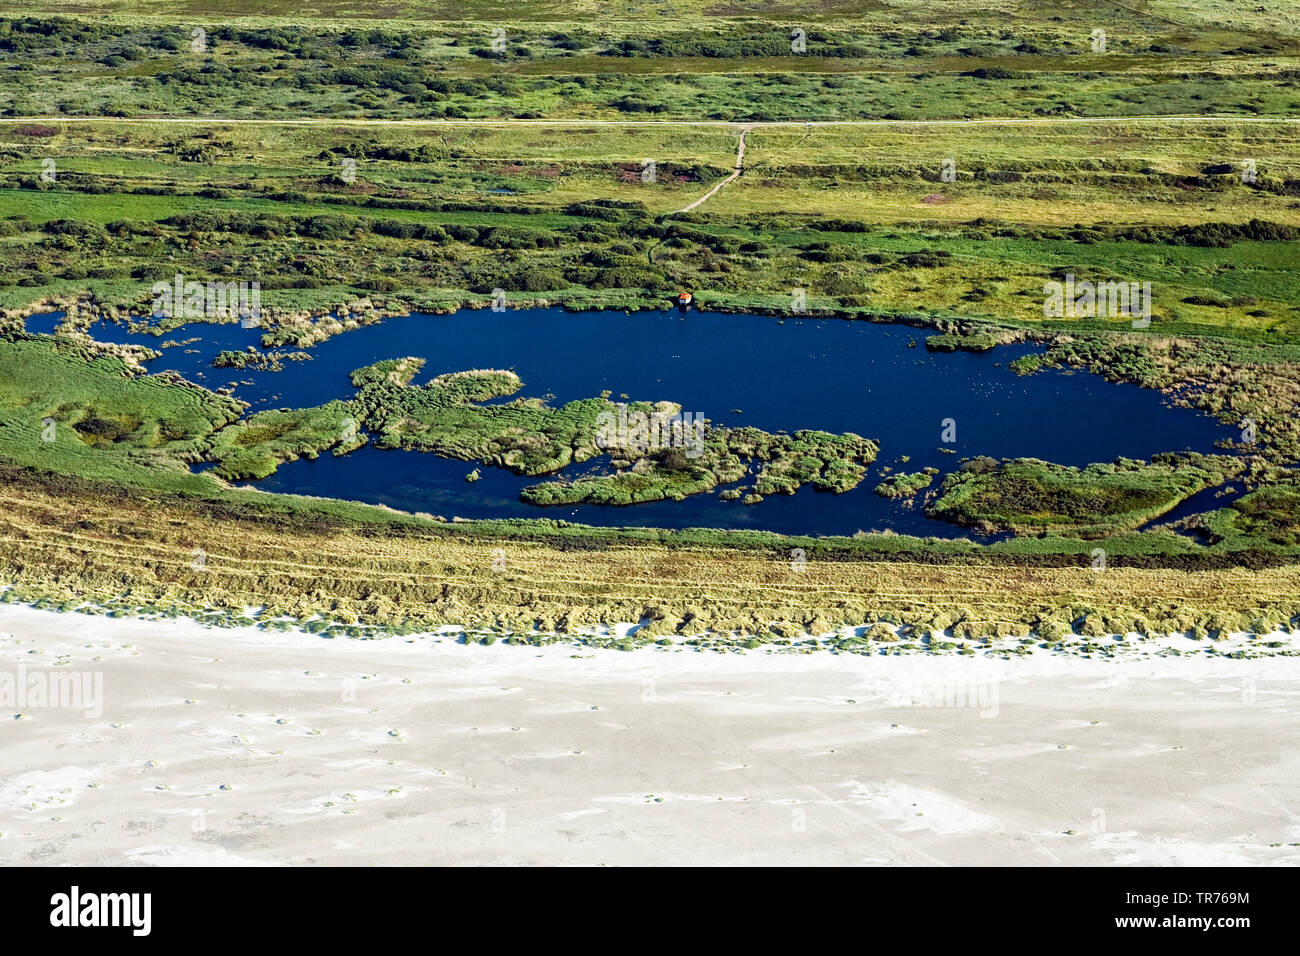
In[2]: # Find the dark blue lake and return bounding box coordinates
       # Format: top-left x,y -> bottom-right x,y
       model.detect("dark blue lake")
37,308 -> 1235,537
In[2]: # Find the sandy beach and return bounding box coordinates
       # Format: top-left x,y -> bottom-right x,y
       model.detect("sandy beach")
2,604 -> 1299,866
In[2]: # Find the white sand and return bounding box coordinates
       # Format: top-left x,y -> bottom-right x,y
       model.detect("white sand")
2,603 -> 1299,866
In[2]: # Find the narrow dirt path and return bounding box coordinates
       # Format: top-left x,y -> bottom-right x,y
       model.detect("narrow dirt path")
677,124 -> 752,213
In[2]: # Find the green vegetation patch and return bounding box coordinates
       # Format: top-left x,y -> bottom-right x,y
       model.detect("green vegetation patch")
1203,479 -> 1300,546
0,331 -> 241,482
213,347 -> 312,372
925,331 -> 1001,353
207,400 -> 364,480
874,469 -> 937,498
209,355 -> 879,506
928,454 -> 1244,537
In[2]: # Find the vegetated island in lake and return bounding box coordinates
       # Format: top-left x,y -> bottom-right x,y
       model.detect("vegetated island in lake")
213,347 -> 312,372
206,355 -> 879,506
927,454 -> 1246,537
874,468 -> 938,499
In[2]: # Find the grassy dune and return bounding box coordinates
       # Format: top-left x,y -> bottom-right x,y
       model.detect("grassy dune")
3,473 -> 1300,644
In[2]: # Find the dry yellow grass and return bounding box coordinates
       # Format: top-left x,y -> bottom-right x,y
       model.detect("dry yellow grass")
3,481 -> 1297,638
